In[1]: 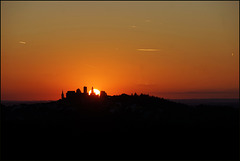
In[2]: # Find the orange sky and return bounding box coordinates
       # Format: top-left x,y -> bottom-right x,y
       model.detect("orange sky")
1,1 -> 239,100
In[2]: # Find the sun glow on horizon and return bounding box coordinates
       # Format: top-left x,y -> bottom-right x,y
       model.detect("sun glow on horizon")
1,2 -> 239,100
88,89 -> 100,96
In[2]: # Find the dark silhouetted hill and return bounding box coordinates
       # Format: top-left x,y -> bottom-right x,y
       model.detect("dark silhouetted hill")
1,94 -> 239,160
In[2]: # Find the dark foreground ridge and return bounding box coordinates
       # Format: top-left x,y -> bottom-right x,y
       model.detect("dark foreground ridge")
1,94 -> 239,160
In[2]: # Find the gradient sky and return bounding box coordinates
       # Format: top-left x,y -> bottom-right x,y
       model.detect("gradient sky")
1,1 -> 239,100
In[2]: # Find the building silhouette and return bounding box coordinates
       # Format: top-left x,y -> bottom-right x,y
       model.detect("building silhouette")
84,86 -> 87,94
100,91 -> 107,99
66,91 -> 76,100
76,88 -> 81,94
61,86 -> 107,101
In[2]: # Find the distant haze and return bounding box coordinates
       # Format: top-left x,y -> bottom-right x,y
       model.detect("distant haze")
1,1 -> 239,100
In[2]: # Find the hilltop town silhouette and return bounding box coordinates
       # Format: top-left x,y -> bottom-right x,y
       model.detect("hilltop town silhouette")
60,86 -> 107,102
1,87 -> 239,160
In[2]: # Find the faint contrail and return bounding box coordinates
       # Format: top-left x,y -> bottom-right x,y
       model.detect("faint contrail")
19,41 -> 26,44
130,25 -> 137,28
137,49 -> 159,52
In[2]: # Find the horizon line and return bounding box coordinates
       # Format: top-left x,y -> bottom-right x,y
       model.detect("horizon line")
1,98 -> 239,102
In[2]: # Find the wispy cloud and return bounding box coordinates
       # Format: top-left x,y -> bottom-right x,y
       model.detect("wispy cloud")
19,41 -> 26,44
154,89 -> 239,95
137,49 -> 159,52
145,19 -> 151,23
130,25 -> 137,28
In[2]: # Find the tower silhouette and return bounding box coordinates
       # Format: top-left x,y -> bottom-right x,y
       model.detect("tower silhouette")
91,86 -> 95,95
84,86 -> 87,94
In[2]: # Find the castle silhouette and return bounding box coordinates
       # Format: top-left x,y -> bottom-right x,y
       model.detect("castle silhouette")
61,86 -> 107,101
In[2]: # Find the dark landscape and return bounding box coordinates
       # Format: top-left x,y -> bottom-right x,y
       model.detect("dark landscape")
1,94 -> 239,160
2,1 -> 239,160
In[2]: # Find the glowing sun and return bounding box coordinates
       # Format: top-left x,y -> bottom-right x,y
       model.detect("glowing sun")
89,89 -> 100,96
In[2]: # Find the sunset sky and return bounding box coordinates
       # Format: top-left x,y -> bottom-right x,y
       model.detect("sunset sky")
1,1 -> 239,100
